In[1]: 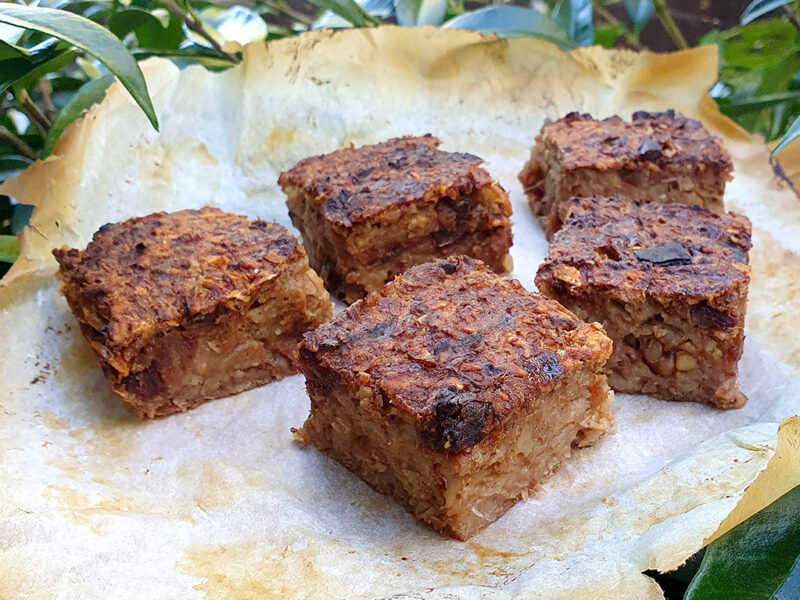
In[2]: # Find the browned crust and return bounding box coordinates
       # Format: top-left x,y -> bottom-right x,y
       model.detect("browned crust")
53,207 -> 307,372
535,197 -> 752,316
278,135 -> 499,229
300,255 -> 612,453
529,111 -> 733,172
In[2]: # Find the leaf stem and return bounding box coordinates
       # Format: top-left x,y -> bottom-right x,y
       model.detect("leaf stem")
37,79 -> 57,123
783,6 -> 800,31
16,89 -> 52,134
162,0 -> 239,61
0,126 -> 36,160
590,0 -> 643,50
653,0 -> 688,50
268,0 -> 314,25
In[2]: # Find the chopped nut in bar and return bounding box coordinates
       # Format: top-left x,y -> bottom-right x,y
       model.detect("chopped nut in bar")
535,197 -> 751,409
53,207 -> 332,418
518,111 -> 733,238
279,135 -> 513,303
297,255 -> 613,540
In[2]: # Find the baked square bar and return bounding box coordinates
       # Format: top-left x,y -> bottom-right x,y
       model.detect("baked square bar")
535,197 -> 751,409
518,111 -> 733,238
53,207 -> 332,418
279,135 -> 513,303
297,255 -> 613,540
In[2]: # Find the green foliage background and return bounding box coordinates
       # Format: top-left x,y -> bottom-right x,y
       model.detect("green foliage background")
2,0 -> 800,272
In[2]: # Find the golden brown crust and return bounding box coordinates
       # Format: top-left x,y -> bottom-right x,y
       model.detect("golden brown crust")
278,135 -> 497,229
536,111 -> 733,172
53,207 -> 305,369
536,197 -> 752,317
301,255 -> 612,453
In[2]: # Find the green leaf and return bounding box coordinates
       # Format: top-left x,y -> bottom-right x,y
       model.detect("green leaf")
10,49 -> 75,92
772,114 -> 800,156
134,9 -> 184,51
0,5 -> 158,130
741,0 -> 794,24
0,38 -> 65,92
108,7 -> 163,40
308,0 -> 378,27
624,0 -> 653,34
131,47 -> 237,70
395,0 -> 447,26
718,90 -> 800,115
11,203 -> 34,234
552,0 -> 594,46
41,73 -> 114,158
0,234 -> 19,263
443,6 -> 575,48
685,484 -> 800,600
0,156 -> 32,183
594,23 -> 626,48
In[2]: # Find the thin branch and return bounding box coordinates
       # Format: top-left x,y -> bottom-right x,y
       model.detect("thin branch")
268,0 -> 314,25
0,126 -> 37,160
37,79 -> 57,123
591,0 -> 643,50
162,0 -> 239,60
783,6 -> 800,31
16,89 -> 52,134
653,0 -> 688,50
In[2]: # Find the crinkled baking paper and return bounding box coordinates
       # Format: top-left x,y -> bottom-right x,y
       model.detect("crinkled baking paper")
1,26 -> 799,600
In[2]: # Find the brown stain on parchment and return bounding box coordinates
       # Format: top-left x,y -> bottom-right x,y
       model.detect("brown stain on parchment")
44,485 -> 170,536
175,539 -> 351,600
175,461 -> 267,512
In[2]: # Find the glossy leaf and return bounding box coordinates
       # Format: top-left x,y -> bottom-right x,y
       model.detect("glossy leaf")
307,0 -> 378,27
741,0 -> 794,24
42,73 -> 113,158
0,235 -> 19,263
594,23 -> 625,48
134,9 -> 184,51
11,203 -> 34,233
685,485 -> 800,599
552,0 -> 593,46
11,49 -> 75,92
443,6 -> 575,48
131,47 -> 238,70
108,7 -> 163,40
395,0 -> 447,27
0,38 -> 65,92
624,0 -> 653,33
772,114 -> 800,156
0,5 -> 158,129
0,156 -> 31,183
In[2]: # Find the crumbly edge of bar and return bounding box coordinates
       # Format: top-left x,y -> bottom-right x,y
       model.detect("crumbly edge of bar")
536,279 -> 747,408
64,257 -> 331,418
519,142 -> 729,238
285,182 -> 513,303
298,353 -> 613,540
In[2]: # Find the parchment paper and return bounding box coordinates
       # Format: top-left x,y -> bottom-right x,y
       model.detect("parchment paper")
1,27 -> 799,600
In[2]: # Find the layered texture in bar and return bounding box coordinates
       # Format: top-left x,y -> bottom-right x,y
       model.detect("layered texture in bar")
280,135 -> 513,303
297,256 -> 614,540
536,197 -> 751,409
518,111 -> 733,238
54,207 -> 332,418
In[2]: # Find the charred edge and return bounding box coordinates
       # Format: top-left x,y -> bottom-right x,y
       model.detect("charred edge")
421,387 -> 493,453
